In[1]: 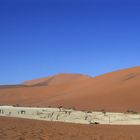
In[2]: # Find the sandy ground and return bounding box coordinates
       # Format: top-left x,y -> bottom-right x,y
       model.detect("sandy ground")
0,117 -> 140,140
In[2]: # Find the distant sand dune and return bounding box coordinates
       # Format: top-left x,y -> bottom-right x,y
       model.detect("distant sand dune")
0,66 -> 140,112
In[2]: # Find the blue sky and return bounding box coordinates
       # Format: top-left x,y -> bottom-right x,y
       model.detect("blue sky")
0,0 -> 140,84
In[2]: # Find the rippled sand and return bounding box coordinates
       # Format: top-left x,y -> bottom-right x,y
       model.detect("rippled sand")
0,117 -> 140,140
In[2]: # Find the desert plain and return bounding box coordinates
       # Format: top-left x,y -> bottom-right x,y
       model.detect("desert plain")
1,117 -> 140,140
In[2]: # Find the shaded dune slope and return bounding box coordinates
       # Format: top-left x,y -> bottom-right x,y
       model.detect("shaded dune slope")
23,73 -> 90,86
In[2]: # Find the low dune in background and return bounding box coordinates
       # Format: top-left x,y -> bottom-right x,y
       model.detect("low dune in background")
0,117 -> 140,140
23,73 -> 90,86
0,66 -> 140,112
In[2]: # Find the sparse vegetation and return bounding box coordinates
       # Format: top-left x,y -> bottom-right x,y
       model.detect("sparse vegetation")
90,122 -> 100,125
126,110 -> 138,114
101,109 -> 106,115
58,106 -> 63,108
87,111 -> 92,113
13,104 -> 20,107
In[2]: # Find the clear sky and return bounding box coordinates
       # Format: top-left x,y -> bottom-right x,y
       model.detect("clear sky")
0,0 -> 140,84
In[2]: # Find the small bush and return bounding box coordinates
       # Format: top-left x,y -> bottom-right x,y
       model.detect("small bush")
90,122 -> 100,125
58,106 -> 63,108
126,110 -> 138,114
87,111 -> 92,113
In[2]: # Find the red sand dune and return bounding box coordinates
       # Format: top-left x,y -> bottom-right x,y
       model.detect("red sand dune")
0,66 -> 140,112
23,73 -> 90,86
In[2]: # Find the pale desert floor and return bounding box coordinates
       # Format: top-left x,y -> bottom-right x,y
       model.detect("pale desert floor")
0,117 -> 140,140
